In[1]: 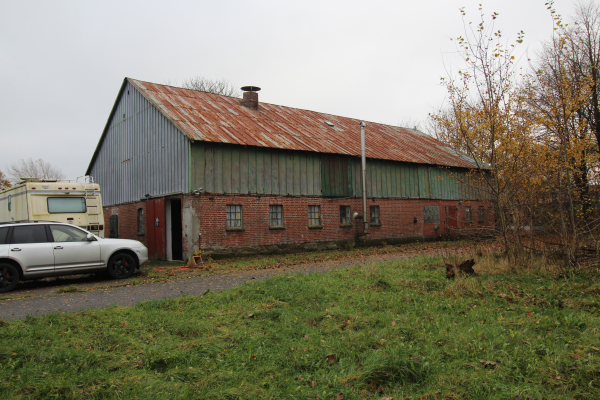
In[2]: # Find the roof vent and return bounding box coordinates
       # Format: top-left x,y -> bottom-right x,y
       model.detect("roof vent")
241,86 -> 261,109
324,121 -> 335,127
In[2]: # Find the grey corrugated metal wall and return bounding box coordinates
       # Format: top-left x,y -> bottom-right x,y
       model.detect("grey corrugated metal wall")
88,81 -> 189,206
191,142 -> 488,200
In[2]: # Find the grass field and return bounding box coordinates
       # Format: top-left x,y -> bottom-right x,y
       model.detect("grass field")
1,251 -> 599,399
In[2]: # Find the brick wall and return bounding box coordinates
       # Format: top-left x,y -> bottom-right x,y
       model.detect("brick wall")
104,194 -> 493,259
104,201 -> 147,244
184,194 -> 492,250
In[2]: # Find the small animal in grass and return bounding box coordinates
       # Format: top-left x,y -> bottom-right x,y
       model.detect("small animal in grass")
445,259 -> 478,279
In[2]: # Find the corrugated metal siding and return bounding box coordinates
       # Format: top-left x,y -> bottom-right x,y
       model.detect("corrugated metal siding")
191,143 -> 322,196
191,142 -> 486,200
88,81 -> 189,206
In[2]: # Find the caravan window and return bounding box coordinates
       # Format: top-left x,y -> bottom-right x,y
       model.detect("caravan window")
47,197 -> 86,213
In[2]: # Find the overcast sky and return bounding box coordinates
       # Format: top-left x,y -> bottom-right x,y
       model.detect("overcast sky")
0,0 -> 587,180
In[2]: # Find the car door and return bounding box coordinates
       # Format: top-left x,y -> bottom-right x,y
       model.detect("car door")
49,225 -> 102,273
9,224 -> 54,277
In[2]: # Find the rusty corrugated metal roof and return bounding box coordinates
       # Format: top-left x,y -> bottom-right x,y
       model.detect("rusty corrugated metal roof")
129,78 -> 477,169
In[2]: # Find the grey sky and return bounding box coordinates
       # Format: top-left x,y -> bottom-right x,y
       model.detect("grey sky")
0,0 -> 584,181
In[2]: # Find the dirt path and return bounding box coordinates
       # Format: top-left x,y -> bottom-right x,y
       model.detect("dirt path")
0,246 -> 470,321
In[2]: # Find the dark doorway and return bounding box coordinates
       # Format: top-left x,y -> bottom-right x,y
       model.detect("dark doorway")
170,199 -> 183,260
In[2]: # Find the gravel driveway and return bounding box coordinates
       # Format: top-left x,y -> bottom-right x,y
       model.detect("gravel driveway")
0,247 -> 465,321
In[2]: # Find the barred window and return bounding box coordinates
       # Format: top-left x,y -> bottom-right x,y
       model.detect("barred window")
423,206 -> 440,224
308,205 -> 321,227
478,206 -> 485,224
137,208 -> 145,235
340,206 -> 351,225
370,205 -> 380,225
465,206 -> 472,223
269,205 -> 283,227
226,205 -> 243,228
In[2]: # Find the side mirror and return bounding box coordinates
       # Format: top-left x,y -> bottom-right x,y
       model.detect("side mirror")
86,233 -> 95,241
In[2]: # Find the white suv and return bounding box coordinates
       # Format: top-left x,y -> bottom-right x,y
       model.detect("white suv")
0,221 -> 148,293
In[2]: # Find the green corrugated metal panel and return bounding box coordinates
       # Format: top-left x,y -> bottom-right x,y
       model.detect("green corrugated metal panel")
417,165 -> 430,199
231,146 -> 241,193
190,142 -> 483,200
213,146 -> 223,193
263,151 -> 272,194
191,143 -> 323,196
280,152 -> 288,195
248,147 -> 256,194
321,155 -> 354,197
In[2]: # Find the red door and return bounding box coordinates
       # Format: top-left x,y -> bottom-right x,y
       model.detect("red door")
145,198 -> 166,259
447,207 -> 458,229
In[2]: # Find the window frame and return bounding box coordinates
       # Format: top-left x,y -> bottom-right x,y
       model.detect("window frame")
423,206 -> 440,224
340,205 -> 351,226
137,208 -> 145,235
9,225 -> 50,244
370,205 -> 381,226
47,197 -> 87,214
226,204 -> 244,230
478,206 -> 485,224
465,206 -> 472,224
308,205 -> 322,228
269,205 -> 284,229
0,226 -> 10,245
49,224 -> 89,242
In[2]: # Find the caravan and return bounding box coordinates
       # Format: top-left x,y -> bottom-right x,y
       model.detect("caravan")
0,177 -> 104,238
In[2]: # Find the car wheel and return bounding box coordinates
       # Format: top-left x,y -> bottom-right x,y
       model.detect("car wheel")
0,263 -> 20,293
107,253 -> 136,279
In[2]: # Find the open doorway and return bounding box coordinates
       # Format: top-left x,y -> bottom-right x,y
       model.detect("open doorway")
166,198 -> 183,261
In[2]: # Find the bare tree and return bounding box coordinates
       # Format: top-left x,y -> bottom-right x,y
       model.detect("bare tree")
397,118 -> 426,132
0,170 -> 11,191
570,1 -> 600,151
179,76 -> 241,97
6,158 -> 65,182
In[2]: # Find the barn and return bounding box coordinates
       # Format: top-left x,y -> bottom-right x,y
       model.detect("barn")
86,78 -> 490,260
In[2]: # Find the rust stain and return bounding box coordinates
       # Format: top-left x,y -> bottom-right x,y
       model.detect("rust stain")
129,78 -> 477,169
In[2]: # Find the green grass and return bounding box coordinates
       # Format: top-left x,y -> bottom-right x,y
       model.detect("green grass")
1,254 -> 599,399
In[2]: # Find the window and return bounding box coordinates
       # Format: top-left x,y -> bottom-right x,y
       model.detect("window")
308,205 -> 321,227
226,205 -> 243,228
0,227 -> 9,244
50,225 -> 89,242
137,208 -> 145,235
370,206 -> 380,225
47,197 -> 86,214
269,205 -> 283,227
11,225 -> 48,244
109,215 -> 119,238
340,206 -> 351,226
478,206 -> 485,224
465,206 -> 472,223
423,206 -> 440,224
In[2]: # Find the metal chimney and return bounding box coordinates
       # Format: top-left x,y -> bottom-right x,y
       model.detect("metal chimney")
241,86 -> 261,109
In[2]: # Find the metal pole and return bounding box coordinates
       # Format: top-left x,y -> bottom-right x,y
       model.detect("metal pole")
360,121 -> 368,235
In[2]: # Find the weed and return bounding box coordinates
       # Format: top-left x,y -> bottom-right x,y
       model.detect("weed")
55,285 -> 82,294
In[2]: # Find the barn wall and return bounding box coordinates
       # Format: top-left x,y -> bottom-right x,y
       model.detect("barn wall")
88,81 -> 189,206
180,194 -> 494,258
190,142 -> 488,201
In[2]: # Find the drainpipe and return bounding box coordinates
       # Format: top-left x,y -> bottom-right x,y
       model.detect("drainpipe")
360,121 -> 368,235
